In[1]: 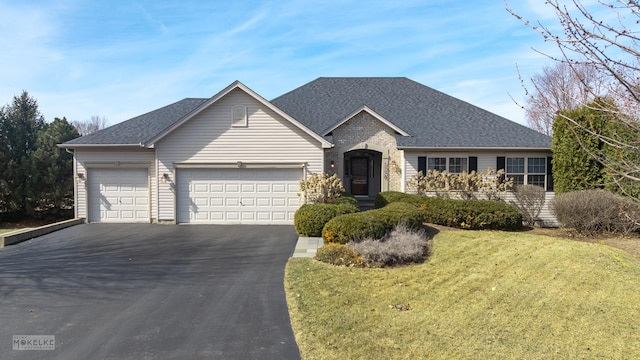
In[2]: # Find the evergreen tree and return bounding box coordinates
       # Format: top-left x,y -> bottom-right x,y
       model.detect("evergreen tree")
551,101 -> 608,193
31,117 -> 79,215
0,91 -> 45,217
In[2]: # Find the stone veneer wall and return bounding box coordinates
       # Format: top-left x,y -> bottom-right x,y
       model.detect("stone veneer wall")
325,111 -> 403,192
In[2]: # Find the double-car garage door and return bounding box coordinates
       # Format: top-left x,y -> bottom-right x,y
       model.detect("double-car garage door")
176,168 -> 301,224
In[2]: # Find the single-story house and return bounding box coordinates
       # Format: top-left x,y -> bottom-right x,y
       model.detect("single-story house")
61,77 -> 555,225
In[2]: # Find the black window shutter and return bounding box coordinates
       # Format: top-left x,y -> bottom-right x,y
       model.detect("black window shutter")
497,156 -> 506,183
546,156 -> 554,192
418,156 -> 427,175
469,156 -> 478,172
497,156 -> 505,171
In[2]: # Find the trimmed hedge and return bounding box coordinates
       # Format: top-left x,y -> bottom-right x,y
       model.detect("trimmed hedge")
375,191 -> 523,231
333,193 -> 360,208
294,194 -> 359,236
374,191 -> 419,208
322,202 -> 424,244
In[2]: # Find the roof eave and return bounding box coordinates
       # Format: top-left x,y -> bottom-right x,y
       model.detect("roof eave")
398,146 -> 552,151
58,143 -> 147,149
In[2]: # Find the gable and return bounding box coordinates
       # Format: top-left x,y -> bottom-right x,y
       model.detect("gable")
323,106 -> 410,137
156,88 -> 324,162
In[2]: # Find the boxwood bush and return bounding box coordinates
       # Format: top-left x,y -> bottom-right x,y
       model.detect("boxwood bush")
294,194 -> 359,236
375,191 -> 523,231
322,202 -> 424,244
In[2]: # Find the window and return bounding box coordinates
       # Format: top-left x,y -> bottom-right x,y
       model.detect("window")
527,157 -> 546,187
506,157 -> 525,185
423,156 -> 469,173
427,157 -> 446,172
506,157 -> 546,187
232,105 -> 247,127
448,158 -> 467,174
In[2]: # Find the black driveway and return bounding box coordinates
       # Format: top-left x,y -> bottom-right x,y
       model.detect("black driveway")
0,224 -> 300,359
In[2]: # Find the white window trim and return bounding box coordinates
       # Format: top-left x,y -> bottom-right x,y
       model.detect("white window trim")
506,157 -> 546,187
427,156 -> 468,173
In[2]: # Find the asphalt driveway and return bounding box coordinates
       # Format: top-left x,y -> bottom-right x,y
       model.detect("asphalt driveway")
0,224 -> 301,359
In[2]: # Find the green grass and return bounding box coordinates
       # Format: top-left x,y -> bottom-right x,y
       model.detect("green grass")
285,230 -> 640,359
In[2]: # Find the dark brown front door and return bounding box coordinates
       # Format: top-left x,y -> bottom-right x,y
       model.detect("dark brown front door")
351,157 -> 368,195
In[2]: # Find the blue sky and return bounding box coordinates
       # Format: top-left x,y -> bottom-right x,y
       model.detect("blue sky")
0,1 -> 586,126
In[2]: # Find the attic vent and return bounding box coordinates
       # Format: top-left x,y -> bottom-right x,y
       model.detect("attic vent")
232,105 -> 247,127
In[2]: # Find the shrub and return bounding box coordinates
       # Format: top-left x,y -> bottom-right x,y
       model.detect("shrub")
322,212 -> 387,245
511,184 -> 546,226
419,198 -> 523,230
551,189 -> 640,235
376,191 -> 523,231
322,203 -> 424,244
374,202 -> 425,230
374,191 -> 420,208
314,243 -> 363,266
333,193 -> 359,208
294,200 -> 359,237
405,168 -> 512,200
349,223 -> 428,267
298,173 -> 344,204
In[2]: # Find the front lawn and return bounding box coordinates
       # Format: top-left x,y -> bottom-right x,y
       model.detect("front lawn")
285,230 -> 640,359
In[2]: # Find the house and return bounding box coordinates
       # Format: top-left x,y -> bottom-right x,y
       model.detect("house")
61,77 -> 555,225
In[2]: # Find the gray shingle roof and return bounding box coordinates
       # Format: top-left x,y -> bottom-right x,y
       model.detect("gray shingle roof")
63,98 -> 207,145
63,77 -> 550,150
271,77 -> 551,149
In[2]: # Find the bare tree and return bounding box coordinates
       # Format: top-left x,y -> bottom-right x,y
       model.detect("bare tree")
522,62 -> 605,136
72,115 -> 108,136
506,0 -> 640,190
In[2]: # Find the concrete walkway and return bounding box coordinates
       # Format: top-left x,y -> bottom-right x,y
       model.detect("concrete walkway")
291,237 -> 324,258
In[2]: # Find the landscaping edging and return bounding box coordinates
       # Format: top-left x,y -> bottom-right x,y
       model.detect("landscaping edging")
0,218 -> 85,248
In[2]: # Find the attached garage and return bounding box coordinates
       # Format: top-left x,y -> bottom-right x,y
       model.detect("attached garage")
88,168 -> 150,223
176,167 -> 302,224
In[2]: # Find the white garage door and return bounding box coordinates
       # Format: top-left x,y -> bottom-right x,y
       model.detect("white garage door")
88,168 -> 150,223
176,168 -> 302,224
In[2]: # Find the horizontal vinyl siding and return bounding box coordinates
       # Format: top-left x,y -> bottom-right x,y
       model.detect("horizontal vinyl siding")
74,149 -> 156,220
501,191 -> 559,227
404,150 -> 558,227
156,88 -> 324,221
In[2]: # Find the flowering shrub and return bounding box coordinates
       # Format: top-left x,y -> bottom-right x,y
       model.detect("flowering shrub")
298,173 -> 344,204
406,168 -> 512,200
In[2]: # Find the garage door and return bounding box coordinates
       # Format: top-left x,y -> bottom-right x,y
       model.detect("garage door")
176,168 -> 302,224
88,168 -> 150,223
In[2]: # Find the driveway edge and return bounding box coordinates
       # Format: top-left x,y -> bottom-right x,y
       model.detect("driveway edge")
0,218 -> 85,248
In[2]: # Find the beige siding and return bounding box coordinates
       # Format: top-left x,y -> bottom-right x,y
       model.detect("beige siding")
403,150 -> 558,226
155,88 -> 324,221
74,148 -> 156,220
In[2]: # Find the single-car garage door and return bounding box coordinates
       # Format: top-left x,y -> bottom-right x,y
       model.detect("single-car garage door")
88,168 -> 150,223
176,168 -> 302,224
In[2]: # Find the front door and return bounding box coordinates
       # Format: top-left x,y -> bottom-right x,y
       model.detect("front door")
351,157 -> 369,195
